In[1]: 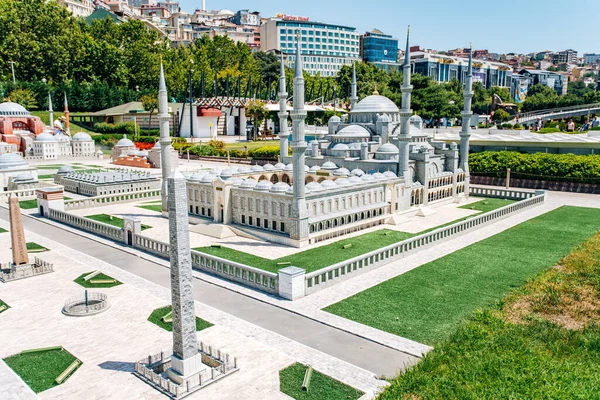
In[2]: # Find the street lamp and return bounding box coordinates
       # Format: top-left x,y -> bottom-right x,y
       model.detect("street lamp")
188,59 -> 194,141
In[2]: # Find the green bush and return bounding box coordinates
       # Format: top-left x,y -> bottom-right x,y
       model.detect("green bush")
248,145 -> 280,158
539,127 -> 562,133
470,151 -> 600,183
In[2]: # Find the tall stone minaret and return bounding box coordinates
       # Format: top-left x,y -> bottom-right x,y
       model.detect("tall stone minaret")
397,27 -> 413,180
48,93 -> 53,132
460,45 -> 474,195
278,53 -> 290,158
350,63 -> 358,110
166,169 -> 205,383
63,92 -> 70,135
290,37 -> 309,244
159,63 -> 173,213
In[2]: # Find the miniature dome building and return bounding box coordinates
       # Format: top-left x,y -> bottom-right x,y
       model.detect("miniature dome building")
0,102 -> 44,153
71,132 -> 95,157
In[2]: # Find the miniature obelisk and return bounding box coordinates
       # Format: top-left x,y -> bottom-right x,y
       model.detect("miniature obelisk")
166,169 -> 206,383
9,195 -> 28,266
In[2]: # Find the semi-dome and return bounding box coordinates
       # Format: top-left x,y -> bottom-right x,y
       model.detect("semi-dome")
35,133 -> 56,142
0,153 -> 28,169
0,101 -> 30,116
332,143 -> 349,151
351,95 -> 399,114
116,135 -> 134,147
377,143 -> 399,153
350,168 -> 365,176
254,180 -> 273,191
57,165 -> 74,174
336,125 -> 371,138
270,182 -> 290,193
305,181 -> 324,193
263,163 -> 275,171
321,161 -> 337,170
240,178 -> 258,189
72,132 -> 92,141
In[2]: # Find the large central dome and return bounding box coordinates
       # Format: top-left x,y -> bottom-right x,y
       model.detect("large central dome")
351,95 -> 399,114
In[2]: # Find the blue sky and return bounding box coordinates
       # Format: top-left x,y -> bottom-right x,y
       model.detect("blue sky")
179,0 -> 600,54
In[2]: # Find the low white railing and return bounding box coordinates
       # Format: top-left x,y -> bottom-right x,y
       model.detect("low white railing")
64,189 -> 160,210
0,188 -> 38,202
49,208 -> 123,241
0,257 -> 54,282
304,192 -> 546,295
470,185 -> 535,200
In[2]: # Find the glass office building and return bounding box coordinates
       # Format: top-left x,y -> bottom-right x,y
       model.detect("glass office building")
261,17 -> 360,76
360,29 -> 400,72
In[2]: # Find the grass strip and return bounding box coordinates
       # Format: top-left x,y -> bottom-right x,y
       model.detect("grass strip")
377,230 -> 600,399
137,204 -> 163,213
324,206 -> 600,345
0,298 -> 9,314
3,348 -> 79,393
85,214 -> 151,230
0,227 -> 6,233
74,271 -> 122,288
148,305 -> 213,332
279,362 -> 363,400
26,242 -> 48,253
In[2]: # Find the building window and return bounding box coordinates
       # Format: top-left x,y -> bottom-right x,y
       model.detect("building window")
264,219 -> 269,228
280,222 -> 285,232
242,215 -> 246,224
249,216 -> 253,225
256,218 -> 261,227
208,209 -> 211,217
272,220 -> 276,230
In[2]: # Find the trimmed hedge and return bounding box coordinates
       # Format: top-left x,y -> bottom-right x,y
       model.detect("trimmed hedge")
175,143 -> 281,159
470,151 -> 600,183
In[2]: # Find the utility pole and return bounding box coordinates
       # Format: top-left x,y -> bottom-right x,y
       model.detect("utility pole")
9,61 -> 16,85
188,60 -> 194,140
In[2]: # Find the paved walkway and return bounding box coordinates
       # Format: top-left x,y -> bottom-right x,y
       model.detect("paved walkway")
0,360 -> 38,400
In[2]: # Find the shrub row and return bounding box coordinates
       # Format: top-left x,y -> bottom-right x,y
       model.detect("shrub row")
92,122 -> 159,136
174,142 -> 281,159
470,151 -> 600,182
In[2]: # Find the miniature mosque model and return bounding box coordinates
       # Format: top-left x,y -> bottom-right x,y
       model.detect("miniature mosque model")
163,29 -> 474,248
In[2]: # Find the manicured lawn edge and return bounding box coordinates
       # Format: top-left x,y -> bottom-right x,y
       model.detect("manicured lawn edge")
85,214 -> 151,230
73,271 -> 122,288
279,362 -> 364,400
26,242 -> 48,253
148,305 -> 213,332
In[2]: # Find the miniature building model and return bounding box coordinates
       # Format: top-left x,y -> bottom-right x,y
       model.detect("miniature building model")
54,167 -> 160,196
0,153 -> 38,191
0,102 -> 44,153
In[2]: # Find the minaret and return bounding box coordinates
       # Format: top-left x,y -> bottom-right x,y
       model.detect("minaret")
397,27 -> 413,179
158,63 -> 173,213
63,92 -> 70,135
350,63 -> 358,110
278,53 -> 290,158
48,93 -> 53,132
460,44 -> 474,195
290,36 -> 309,244
166,169 -> 205,383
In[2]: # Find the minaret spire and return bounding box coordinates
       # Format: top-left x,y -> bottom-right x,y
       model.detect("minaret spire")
350,63 -> 358,110
158,63 -> 173,213
278,51 -> 290,158
397,26 -> 413,180
63,92 -> 70,135
459,44 -> 474,196
290,33 -> 309,245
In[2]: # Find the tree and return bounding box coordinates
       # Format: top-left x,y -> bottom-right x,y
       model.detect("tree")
246,100 -> 269,140
493,109 -> 510,122
140,94 -> 158,130
7,87 -> 38,109
546,66 -> 559,72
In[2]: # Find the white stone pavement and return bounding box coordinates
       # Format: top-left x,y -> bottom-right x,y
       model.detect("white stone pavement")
0,226 -> 387,400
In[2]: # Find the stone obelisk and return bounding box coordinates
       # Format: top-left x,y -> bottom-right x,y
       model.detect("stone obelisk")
166,170 -> 206,383
158,63 -> 173,213
9,195 -> 28,266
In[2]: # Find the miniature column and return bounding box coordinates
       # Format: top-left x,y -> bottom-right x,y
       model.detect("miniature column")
9,195 -> 28,265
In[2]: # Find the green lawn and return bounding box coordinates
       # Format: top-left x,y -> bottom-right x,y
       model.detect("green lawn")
85,214 -> 151,230
19,199 -> 39,209
74,271 -> 122,288
30,111 -> 95,136
279,363 -> 364,400
195,198 -> 515,274
324,206 -> 600,345
148,305 -> 213,332
137,204 -> 163,213
3,348 -> 80,393
0,227 -> 7,233
26,242 -> 48,253
0,298 -> 9,313
224,141 -> 278,151
378,231 -> 600,399
37,174 -> 55,180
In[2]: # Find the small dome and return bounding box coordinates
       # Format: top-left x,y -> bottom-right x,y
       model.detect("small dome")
321,180 -> 338,189
57,165 -> 74,174
377,143 -> 399,153
410,115 -> 424,129
116,135 -> 134,147
377,114 -> 391,122
0,153 -> 28,170
13,172 -> 33,181
220,169 -> 234,178
286,186 -> 294,195
230,177 -> 244,186
335,178 -> 352,187
321,161 -> 337,170
328,115 -> 341,123
72,132 -> 92,141
127,150 -> 139,156
305,181 -> 324,193
351,95 -> 399,114
238,166 -> 252,174
201,174 -> 217,183
348,176 -> 363,185
361,174 -> 376,182
210,168 -> 222,175
274,162 -> 286,170
383,171 -> 397,178
250,165 -> 264,172
254,180 -> 273,191
348,142 -> 361,150
138,150 -> 148,157
0,101 -> 30,115
35,133 -> 56,142
332,143 -> 349,151
263,163 -> 275,171
373,172 -> 387,180
304,165 -> 310,172
350,168 -> 365,176
333,167 -> 350,176
309,165 -> 321,173
284,163 -> 294,171
153,141 -> 161,149
336,125 -> 371,138
270,182 -> 290,193
240,178 -> 258,189
191,172 -> 206,181
309,139 -> 319,145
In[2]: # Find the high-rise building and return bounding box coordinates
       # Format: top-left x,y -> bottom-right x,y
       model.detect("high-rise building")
583,53 -> 600,65
260,15 -> 360,77
228,10 -> 261,26
359,29 -> 400,72
552,49 -> 578,65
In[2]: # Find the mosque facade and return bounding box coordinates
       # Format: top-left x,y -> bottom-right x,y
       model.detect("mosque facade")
158,30 -> 473,248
